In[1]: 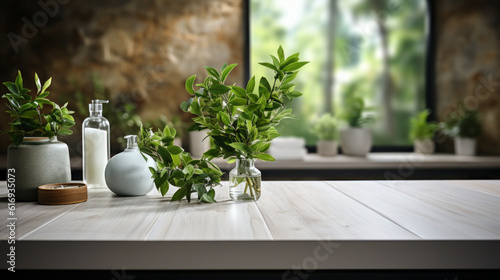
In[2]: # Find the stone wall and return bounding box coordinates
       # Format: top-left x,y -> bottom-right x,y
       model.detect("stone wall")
0,0 -> 245,155
434,0 -> 500,154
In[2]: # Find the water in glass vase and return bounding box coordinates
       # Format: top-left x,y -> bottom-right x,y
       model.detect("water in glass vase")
229,158 -> 261,201
230,176 -> 261,201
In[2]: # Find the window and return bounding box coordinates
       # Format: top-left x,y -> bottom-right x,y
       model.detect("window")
249,0 -> 428,148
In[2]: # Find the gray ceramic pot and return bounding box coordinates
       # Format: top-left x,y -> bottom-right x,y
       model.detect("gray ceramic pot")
7,137 -> 71,202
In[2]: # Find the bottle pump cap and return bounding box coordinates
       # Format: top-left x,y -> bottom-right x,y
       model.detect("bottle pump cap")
89,99 -> 109,114
124,135 -> 138,150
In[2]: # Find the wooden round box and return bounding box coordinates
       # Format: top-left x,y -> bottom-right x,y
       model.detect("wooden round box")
38,183 -> 88,205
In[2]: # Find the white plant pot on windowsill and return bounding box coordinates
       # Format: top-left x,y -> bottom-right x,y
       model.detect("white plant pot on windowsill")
340,127 -> 372,157
317,140 -> 338,157
454,137 -> 476,156
189,130 -> 210,158
413,139 -> 435,155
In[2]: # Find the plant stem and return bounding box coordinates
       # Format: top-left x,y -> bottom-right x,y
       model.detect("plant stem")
246,177 -> 254,197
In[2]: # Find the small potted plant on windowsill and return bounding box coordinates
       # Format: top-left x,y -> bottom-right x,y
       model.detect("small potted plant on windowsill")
409,109 -> 438,155
440,104 -> 482,156
339,96 -> 374,157
311,113 -> 338,156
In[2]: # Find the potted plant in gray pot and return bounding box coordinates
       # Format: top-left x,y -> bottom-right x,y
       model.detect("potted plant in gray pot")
339,96 -> 374,156
2,71 -> 75,201
440,104 -> 482,156
409,109 -> 438,154
311,113 -> 338,156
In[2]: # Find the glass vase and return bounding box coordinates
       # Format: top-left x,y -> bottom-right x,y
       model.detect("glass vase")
229,158 -> 261,201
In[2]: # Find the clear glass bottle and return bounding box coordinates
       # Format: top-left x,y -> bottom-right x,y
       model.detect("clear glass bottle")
82,99 -> 110,188
229,158 -> 261,201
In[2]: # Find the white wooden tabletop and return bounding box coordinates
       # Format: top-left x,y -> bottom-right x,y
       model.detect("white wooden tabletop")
1,180 -> 499,270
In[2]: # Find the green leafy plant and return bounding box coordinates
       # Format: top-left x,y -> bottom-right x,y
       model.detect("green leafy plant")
339,96 -> 374,128
311,113 -> 338,141
409,109 -> 438,141
181,46 -> 308,162
440,103 -> 482,138
2,71 -> 75,146
138,124 -> 223,203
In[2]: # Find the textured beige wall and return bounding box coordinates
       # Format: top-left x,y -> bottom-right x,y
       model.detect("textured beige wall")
0,0 -> 245,155
435,0 -> 500,154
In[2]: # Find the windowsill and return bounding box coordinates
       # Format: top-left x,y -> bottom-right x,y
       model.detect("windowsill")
211,152 -> 500,170
1,152 -> 500,170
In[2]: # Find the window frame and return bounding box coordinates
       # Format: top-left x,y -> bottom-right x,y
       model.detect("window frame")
243,0 -> 435,153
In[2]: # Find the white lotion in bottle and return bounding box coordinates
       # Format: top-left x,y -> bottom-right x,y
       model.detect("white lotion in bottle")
82,100 -> 110,188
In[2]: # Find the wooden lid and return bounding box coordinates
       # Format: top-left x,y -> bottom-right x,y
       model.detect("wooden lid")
38,183 -> 88,205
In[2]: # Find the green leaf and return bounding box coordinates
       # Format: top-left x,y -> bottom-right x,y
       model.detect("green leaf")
40,77 -> 52,94
218,111 -> 231,125
229,97 -> 247,106
171,187 -> 188,201
19,103 -> 33,112
220,63 -> 237,83
277,45 -> 285,62
159,180 -> 169,197
252,142 -> 271,152
34,72 -> 41,94
255,153 -> 275,161
210,84 -> 231,95
280,83 -> 296,91
246,76 -> 256,93
282,61 -> 309,72
258,62 -> 277,72
270,55 -> 280,67
259,85 -> 270,100
157,145 -> 173,164
204,66 -> 220,79
3,82 -> 18,95
10,132 -> 24,146
57,128 -> 73,136
193,183 -> 207,199
231,86 -> 247,98
38,91 -> 49,98
167,145 -> 183,155
280,53 -> 300,69
185,75 -> 196,95
287,91 -> 303,97
229,142 -> 252,155
189,99 -> 201,115
203,148 -> 220,159
182,164 -> 195,178
259,77 -> 271,93
180,98 -> 193,112
15,71 -> 23,92
247,103 -> 261,112
201,190 -> 217,203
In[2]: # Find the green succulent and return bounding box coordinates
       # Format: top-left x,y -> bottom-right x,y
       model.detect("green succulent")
311,113 -> 338,141
440,103 -> 482,138
340,96 -> 374,128
409,109 -> 438,141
